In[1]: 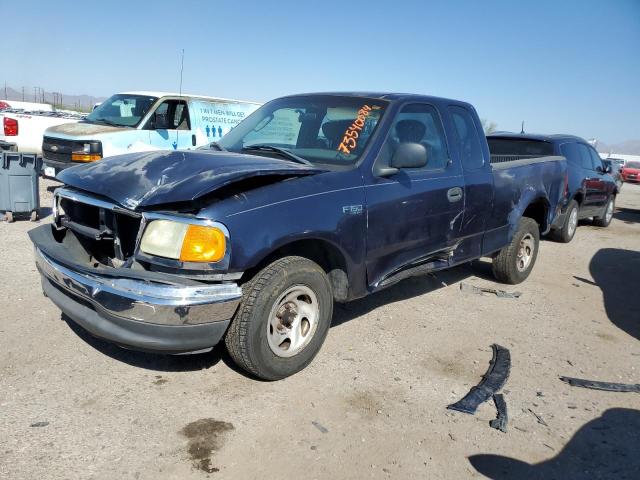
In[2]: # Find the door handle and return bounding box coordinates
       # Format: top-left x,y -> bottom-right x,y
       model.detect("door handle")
447,187 -> 463,202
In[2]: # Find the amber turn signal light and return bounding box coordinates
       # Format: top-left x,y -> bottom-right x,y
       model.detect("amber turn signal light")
71,153 -> 102,162
179,225 -> 226,263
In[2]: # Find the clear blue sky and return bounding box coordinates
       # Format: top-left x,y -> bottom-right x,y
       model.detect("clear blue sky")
4,0 -> 639,143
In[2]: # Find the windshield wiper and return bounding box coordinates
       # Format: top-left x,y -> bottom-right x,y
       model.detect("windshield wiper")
90,117 -> 120,127
242,144 -> 313,166
208,141 -> 227,151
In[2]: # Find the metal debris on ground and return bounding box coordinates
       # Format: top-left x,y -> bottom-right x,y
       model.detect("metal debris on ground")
311,421 -> 329,433
559,376 -> 640,393
459,283 -> 522,298
527,408 -> 548,426
30,421 -> 49,427
489,394 -> 508,433
447,344 -> 511,414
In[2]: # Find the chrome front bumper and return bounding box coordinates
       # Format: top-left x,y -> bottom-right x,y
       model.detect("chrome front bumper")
35,247 -> 242,353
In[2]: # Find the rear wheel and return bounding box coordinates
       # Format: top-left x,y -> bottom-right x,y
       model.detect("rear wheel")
551,200 -> 579,243
593,196 -> 614,227
225,256 -> 333,380
492,217 -> 540,284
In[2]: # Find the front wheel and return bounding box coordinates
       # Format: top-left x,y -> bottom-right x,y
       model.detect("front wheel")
225,256 -> 333,380
593,196 -> 615,227
492,217 -> 540,284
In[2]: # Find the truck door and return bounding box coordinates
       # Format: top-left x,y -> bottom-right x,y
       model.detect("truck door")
145,99 -> 193,151
448,105 -> 493,260
365,103 -> 464,287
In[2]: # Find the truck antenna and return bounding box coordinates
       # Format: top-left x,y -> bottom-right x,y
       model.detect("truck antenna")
176,49 -> 185,149
520,121 -> 525,134
179,49 -> 184,97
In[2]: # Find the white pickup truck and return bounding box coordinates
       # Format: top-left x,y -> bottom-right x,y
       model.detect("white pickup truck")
0,107 -> 85,154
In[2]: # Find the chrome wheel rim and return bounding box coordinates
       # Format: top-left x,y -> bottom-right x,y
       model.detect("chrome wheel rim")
605,200 -> 614,223
267,285 -> 319,358
516,233 -> 535,272
567,207 -> 578,237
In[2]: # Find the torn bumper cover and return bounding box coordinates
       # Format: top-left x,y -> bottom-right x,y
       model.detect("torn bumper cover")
34,247 -> 242,354
447,344 -> 511,414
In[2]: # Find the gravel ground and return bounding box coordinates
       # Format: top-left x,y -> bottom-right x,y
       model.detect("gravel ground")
1,179 -> 639,479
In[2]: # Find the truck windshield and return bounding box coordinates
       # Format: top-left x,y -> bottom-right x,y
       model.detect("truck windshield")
86,94 -> 158,128
218,95 -> 388,166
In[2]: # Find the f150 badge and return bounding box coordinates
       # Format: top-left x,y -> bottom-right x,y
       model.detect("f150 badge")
342,205 -> 363,215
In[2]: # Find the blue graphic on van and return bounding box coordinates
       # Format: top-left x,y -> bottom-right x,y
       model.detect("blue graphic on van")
205,125 -> 211,137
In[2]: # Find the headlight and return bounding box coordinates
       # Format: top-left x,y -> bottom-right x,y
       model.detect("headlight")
140,220 -> 226,263
71,141 -> 102,162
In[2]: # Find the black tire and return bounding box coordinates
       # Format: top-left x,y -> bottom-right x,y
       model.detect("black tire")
550,200 -> 579,243
492,217 -> 540,284
593,196 -> 615,227
225,256 -> 333,380
5,211 -> 14,223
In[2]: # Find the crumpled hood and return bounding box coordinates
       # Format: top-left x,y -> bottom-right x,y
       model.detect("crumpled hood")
45,121 -> 126,138
58,150 -> 324,210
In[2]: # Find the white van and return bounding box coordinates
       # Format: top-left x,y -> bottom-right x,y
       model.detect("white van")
42,91 -> 261,177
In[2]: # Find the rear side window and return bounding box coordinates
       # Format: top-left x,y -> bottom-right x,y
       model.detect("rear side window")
560,143 -> 582,167
449,106 -> 484,170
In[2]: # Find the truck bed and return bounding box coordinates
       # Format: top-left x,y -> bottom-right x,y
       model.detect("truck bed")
484,155 -> 567,253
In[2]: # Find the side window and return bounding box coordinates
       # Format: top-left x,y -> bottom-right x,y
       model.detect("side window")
560,143 -> 582,166
146,100 -> 190,130
576,144 -> 595,170
173,103 -> 190,130
378,103 -> 449,171
449,106 -> 484,170
588,147 -> 604,171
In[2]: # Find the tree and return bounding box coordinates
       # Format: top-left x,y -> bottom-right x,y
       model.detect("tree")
480,118 -> 497,134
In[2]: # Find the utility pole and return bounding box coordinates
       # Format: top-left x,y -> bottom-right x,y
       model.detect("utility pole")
3,82 -> 6,100
21,86 -> 24,101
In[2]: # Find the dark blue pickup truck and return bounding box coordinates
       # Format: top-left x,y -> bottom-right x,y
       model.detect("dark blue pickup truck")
30,93 -> 567,379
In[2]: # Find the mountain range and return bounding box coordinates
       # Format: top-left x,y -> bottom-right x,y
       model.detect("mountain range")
2,86 -> 106,112
596,139 -> 640,156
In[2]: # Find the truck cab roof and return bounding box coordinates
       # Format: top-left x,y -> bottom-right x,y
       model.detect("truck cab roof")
279,91 -> 476,108
119,91 -> 261,105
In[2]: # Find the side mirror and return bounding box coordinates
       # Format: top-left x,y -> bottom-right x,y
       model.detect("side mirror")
604,165 -> 612,174
391,143 -> 428,169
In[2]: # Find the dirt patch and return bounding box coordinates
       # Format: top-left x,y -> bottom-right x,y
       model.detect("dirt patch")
423,353 -> 478,382
345,391 -> 384,418
596,332 -> 618,342
180,418 -> 234,473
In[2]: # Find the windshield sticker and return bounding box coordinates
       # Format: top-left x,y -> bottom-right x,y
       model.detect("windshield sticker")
337,105 -> 375,155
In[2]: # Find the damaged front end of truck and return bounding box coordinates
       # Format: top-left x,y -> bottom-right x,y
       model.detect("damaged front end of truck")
30,150 -> 323,353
